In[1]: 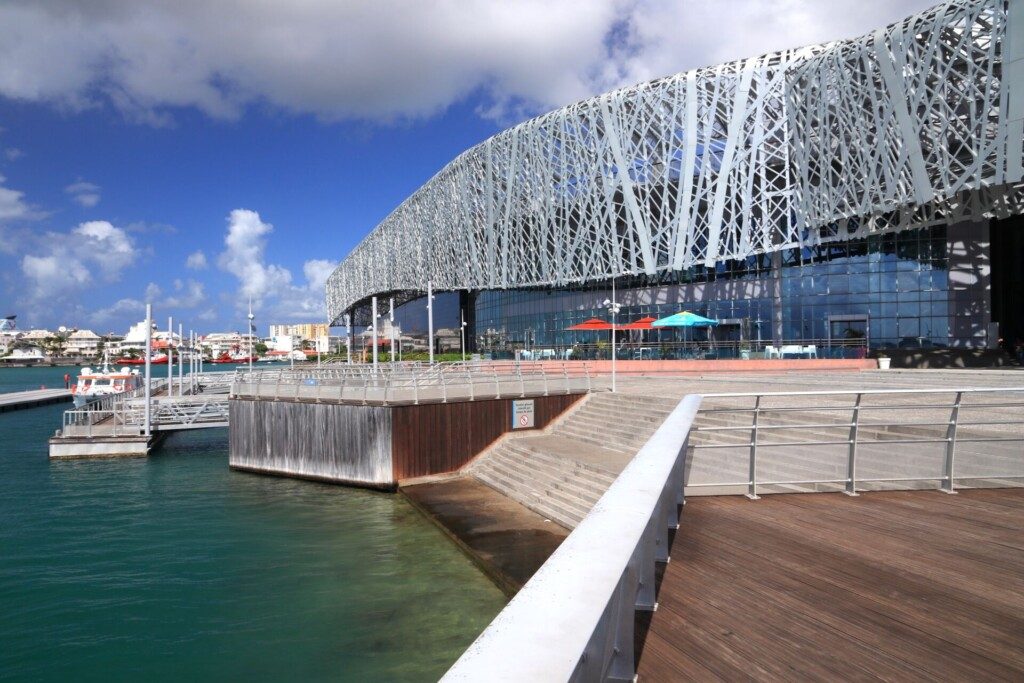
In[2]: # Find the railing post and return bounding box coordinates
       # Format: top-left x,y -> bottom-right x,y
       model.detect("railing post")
747,395 -> 761,500
943,391 -> 962,494
845,393 -> 861,496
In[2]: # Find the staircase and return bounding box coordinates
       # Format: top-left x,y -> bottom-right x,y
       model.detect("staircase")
469,392 -> 681,529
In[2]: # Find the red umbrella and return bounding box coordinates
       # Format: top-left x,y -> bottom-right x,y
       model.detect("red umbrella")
566,318 -> 616,331
618,316 -> 657,330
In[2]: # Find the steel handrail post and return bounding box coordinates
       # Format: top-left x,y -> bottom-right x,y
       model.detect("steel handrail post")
519,363 -> 526,397
943,391 -> 963,494
562,363 -> 569,394
494,366 -> 501,399
747,395 -> 761,500
845,393 -> 861,496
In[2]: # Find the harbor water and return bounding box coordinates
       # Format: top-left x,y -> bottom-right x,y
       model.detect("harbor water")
0,366 -> 505,681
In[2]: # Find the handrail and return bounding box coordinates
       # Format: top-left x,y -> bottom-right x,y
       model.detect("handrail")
230,361 -> 594,405
443,395 -> 702,682
690,387 -> 1024,497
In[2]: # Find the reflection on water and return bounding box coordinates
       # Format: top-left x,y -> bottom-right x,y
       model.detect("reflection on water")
0,402 -> 504,682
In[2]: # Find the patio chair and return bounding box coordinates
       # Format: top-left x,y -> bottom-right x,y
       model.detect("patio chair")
803,345 -> 818,358
764,345 -> 781,359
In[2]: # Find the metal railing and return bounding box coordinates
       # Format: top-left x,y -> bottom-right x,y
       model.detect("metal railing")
443,395 -> 701,682
688,387 -> 1024,497
58,374 -> 230,437
230,361 -> 593,405
480,337 -> 871,361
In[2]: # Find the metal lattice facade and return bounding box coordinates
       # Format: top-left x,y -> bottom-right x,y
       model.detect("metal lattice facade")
328,0 -> 1024,323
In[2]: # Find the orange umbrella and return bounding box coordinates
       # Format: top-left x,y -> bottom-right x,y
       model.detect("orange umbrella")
566,318 -> 616,331
618,316 -> 657,330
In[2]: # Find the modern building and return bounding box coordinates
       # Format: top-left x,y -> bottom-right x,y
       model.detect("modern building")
327,0 -> 1024,359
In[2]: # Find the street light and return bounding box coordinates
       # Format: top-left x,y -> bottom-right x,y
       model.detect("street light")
603,279 -> 621,393
460,308 -> 467,362
427,280 -> 435,365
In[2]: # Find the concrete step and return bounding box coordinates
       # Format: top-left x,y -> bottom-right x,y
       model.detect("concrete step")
476,447 -> 596,520
561,412 -> 667,439
500,443 -> 618,491
552,424 -> 648,451
506,437 -> 630,476
571,403 -> 674,425
473,469 -> 580,529
477,456 -> 592,524
587,394 -> 681,411
490,447 -> 610,499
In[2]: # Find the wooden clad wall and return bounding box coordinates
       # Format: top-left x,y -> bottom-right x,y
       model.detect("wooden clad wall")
229,399 -> 394,488
391,394 -> 583,481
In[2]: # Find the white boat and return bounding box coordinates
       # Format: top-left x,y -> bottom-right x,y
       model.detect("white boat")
71,355 -> 143,407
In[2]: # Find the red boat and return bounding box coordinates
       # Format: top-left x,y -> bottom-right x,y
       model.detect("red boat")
211,352 -> 257,364
117,353 -> 169,365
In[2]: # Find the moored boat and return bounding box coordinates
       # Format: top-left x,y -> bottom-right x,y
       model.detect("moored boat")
71,356 -> 144,407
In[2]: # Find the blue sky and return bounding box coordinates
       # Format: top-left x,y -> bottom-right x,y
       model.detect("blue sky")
0,0 -> 932,335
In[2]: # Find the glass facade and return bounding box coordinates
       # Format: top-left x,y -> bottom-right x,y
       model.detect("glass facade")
387,224 -> 969,359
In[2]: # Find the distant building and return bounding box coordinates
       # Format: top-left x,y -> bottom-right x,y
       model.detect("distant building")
65,329 -> 102,357
268,323 -> 328,341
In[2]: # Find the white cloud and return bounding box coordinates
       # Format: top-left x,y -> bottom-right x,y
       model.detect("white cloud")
217,209 -> 292,305
0,174 -> 35,221
0,1 -> 941,126
5,148 -> 23,161
145,282 -> 162,302
163,278 -> 206,308
88,297 -> 145,326
72,220 -> 136,278
19,220 -> 138,301
65,180 -> 101,208
21,253 -> 90,299
185,250 -> 207,270
216,208 -> 335,322
303,259 -> 336,293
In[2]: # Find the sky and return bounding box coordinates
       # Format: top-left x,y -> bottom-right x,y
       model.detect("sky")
0,0 -> 936,335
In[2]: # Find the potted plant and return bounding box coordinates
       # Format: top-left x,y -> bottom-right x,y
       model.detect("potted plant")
877,352 -> 891,370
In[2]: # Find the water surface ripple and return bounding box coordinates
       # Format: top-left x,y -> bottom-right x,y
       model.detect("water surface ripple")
1,367 -> 504,682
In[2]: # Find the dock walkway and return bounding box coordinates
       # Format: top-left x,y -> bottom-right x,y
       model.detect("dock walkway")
0,388 -> 71,413
637,490 -> 1024,680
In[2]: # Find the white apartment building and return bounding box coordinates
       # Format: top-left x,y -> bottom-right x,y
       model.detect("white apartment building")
64,329 -> 102,357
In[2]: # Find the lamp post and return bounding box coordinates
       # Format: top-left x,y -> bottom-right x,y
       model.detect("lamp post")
178,322 -> 184,396
460,308 -> 467,363
167,316 -> 174,391
345,313 -> 352,365
247,299 -> 254,376
427,280 -> 435,365
371,296 -> 379,371
389,297 -> 396,366
603,279 -> 621,393
144,304 -> 152,437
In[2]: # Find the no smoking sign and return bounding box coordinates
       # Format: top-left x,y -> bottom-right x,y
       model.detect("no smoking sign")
512,399 -> 535,429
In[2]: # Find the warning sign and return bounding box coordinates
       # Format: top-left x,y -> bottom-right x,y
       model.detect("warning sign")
512,399 -> 535,429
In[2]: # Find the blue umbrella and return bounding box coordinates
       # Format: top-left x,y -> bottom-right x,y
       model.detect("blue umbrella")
651,311 -> 719,327
652,311 -> 719,355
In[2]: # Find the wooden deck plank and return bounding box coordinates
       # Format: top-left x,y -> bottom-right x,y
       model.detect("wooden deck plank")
637,490 -> 1024,681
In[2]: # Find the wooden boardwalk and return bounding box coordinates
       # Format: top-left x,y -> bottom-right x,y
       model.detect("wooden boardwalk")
637,490 -> 1024,681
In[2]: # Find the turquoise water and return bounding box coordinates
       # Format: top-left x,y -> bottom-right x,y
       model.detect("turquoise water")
0,367 -> 504,681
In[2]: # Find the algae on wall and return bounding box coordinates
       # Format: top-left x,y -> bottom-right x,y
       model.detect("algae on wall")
229,399 -> 393,486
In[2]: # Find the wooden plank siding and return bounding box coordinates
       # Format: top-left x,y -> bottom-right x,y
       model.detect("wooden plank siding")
637,490 -> 1024,681
229,399 -> 394,488
391,394 -> 583,480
